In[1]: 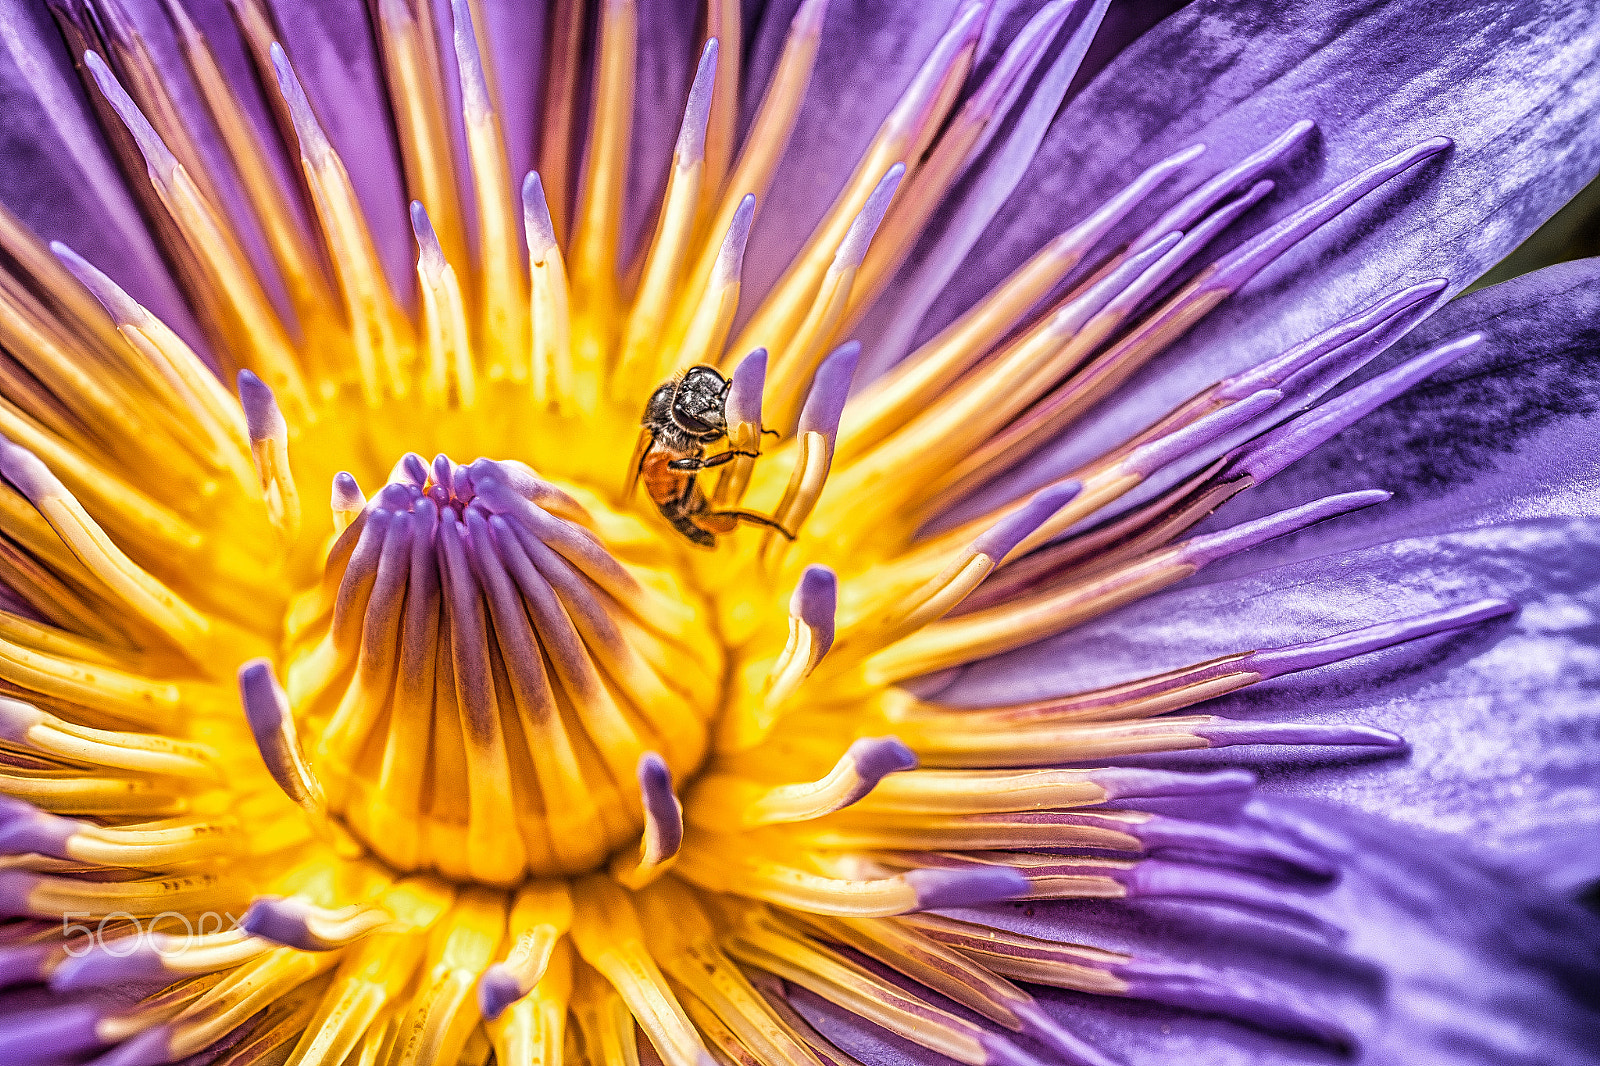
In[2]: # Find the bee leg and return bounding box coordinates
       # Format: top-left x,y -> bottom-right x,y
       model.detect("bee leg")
667,450 -> 759,472
713,510 -> 795,540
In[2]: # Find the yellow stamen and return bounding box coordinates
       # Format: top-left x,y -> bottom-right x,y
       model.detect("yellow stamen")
569,0 -> 636,357
730,2 -> 982,363
166,0 -> 344,365
271,44 -> 411,406
0,696 -> 218,780
569,875 -> 710,1066
387,887 -> 506,1066
372,0 -> 471,279
487,937 -> 573,1066
83,51 -> 309,414
616,41 -> 718,391
525,174 -> 577,409
451,0 -> 527,383
412,206 -> 477,409
669,0 -> 830,351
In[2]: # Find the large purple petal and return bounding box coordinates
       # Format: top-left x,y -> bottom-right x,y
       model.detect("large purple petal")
477,0 -> 546,189
1196,255 -> 1600,579
795,800 -> 1600,1065
622,0 -> 697,268
0,0 -> 196,343
896,0 -> 1600,483
933,518 -> 1600,891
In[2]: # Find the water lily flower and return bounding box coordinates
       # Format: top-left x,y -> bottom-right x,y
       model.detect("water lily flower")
0,0 -> 1593,1064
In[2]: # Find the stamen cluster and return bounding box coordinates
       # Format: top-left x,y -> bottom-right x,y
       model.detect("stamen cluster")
273,456 -> 717,884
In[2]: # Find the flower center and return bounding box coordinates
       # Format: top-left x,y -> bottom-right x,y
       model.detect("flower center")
281,454 -> 718,885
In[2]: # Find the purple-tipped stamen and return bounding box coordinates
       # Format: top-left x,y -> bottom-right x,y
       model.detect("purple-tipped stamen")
1122,814 -> 1337,881
1087,768 -> 1257,822
410,201 -> 448,280
638,752 -> 684,866
237,659 -> 320,809
269,42 -> 335,165
237,370 -> 286,444
1204,137 -> 1452,293
1231,333 -> 1484,483
1104,180 -> 1275,322
523,172 -> 558,259
1194,719 -> 1407,751
0,1002 -> 112,1061
50,938 -> 188,993
712,194 -> 757,289
0,795 -> 73,859
1133,119 -> 1315,252
971,481 -> 1082,562
1053,232 -> 1182,337
1179,490 -> 1391,568
1116,860 -> 1344,938
82,51 -> 178,182
882,0 -> 989,136
0,940 -> 63,991
678,40 -> 719,164
51,241 -> 148,325
836,164 -> 906,268
1218,278 -> 1449,401
0,434 -> 64,501
1058,142 -> 1207,262
839,737 -> 918,807
797,341 -> 861,443
1123,388 -> 1282,479
478,964 -> 527,1021
241,896 -> 392,951
792,564 -> 838,659
961,0 -> 1075,124
448,0 -> 493,123
331,471 -> 366,513
726,348 -> 768,429
906,865 -> 1030,909
1246,599 -> 1516,678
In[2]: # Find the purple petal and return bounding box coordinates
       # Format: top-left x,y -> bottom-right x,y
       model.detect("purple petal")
806,800 -> 1600,1065
912,0 -> 1600,490
622,0 -> 699,268
0,2 -> 197,344
1208,256 -> 1600,569
937,517 -> 1600,892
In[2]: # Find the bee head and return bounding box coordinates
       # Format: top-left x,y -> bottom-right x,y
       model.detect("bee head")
671,366 -> 730,442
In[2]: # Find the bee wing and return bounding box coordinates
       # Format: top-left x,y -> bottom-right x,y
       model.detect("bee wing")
625,429 -> 654,497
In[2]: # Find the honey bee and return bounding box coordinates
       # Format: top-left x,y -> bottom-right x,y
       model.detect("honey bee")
631,365 -> 791,547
